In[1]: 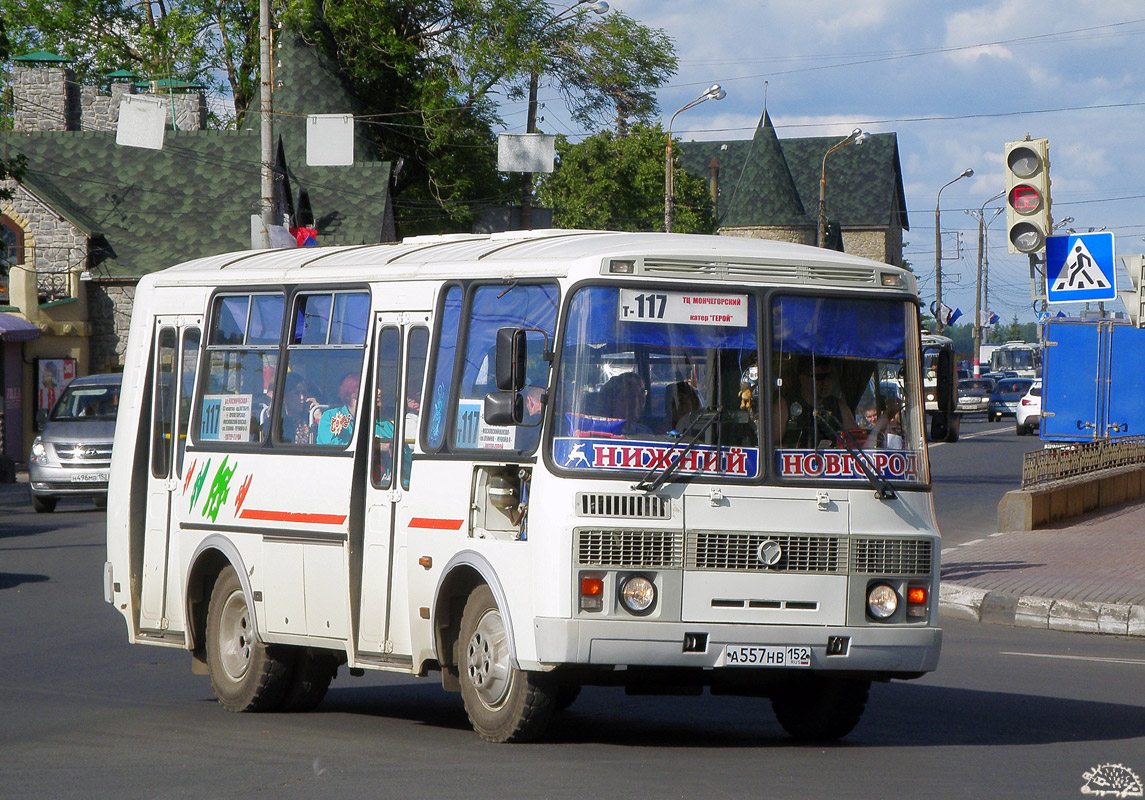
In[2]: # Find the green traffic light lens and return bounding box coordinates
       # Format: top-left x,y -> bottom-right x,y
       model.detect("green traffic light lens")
1010,222 -> 1043,253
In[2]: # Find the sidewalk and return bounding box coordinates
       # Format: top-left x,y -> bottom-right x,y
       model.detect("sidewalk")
939,500 -> 1145,637
0,471 -> 30,508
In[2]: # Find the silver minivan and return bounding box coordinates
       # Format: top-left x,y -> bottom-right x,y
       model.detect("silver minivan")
29,373 -> 121,512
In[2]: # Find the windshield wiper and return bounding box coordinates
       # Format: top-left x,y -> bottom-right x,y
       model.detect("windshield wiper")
812,410 -> 896,500
632,408 -> 721,493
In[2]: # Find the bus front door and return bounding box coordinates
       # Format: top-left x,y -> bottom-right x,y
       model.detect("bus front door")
139,318 -> 201,634
356,314 -> 429,659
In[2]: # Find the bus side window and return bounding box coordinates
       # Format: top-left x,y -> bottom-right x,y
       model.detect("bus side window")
176,328 -> 201,475
198,293 -> 283,445
402,327 -> 429,490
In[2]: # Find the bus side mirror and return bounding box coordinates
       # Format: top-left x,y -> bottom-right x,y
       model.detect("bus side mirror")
495,328 -> 527,392
484,391 -> 523,426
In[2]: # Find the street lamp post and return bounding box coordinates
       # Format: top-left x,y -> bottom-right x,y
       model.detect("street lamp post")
520,0 -> 609,230
664,84 -> 726,233
817,127 -> 868,248
934,167 -> 974,332
965,190 -> 1004,375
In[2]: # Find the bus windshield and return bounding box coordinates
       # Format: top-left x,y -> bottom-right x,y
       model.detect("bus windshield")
552,285 -> 761,480
771,295 -> 926,485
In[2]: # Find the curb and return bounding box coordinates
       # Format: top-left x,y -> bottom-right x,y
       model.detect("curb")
940,582 -> 1145,638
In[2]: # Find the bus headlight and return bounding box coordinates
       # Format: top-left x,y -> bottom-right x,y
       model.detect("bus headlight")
867,583 -> 899,619
618,574 -> 656,615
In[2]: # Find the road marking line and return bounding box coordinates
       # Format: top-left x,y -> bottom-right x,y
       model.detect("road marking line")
1001,651 -> 1145,666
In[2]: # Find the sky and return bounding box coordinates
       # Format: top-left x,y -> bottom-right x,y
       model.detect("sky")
501,0 -> 1145,325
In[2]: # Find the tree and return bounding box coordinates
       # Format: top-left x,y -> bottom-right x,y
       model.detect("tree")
1,0 -> 678,231
1,14 -> 26,200
538,125 -> 716,233
1,0 -> 237,118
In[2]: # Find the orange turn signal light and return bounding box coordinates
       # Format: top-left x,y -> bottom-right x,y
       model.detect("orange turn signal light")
581,577 -> 604,596
907,586 -> 928,604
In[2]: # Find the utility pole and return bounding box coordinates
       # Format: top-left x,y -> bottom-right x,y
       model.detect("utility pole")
257,0 -> 274,248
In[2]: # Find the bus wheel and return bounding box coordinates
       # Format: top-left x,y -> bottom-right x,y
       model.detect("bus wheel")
771,676 -> 870,741
206,566 -> 290,712
458,585 -> 554,743
280,648 -> 338,712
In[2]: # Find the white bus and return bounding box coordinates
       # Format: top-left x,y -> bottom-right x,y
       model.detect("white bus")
105,230 -> 941,743
989,340 -> 1041,378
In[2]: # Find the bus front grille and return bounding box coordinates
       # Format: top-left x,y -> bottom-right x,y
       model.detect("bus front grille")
576,493 -> 671,519
851,537 -> 933,575
575,529 -> 682,568
686,532 -> 847,574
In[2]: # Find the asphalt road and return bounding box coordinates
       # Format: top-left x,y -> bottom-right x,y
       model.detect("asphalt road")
928,414 -> 1045,545
3,431 -> 1143,798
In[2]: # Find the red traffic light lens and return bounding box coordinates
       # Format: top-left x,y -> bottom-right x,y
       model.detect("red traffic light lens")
1009,184 -> 1042,214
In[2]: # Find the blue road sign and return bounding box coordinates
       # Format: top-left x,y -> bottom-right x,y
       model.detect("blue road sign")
1046,231 -> 1116,303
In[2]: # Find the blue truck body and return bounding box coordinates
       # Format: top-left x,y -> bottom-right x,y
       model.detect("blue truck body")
1042,318 -> 1145,441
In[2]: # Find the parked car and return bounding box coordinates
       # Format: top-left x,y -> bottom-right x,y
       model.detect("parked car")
987,377 -> 1034,422
1015,379 -> 1042,435
28,373 -> 121,512
956,377 -> 995,416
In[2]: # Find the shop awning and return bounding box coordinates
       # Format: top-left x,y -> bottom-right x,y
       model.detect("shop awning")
0,313 -> 42,342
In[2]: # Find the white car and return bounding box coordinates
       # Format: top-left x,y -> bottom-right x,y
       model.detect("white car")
1015,379 -> 1042,436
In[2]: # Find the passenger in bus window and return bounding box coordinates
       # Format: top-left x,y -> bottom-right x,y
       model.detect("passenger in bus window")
597,372 -> 652,435
665,381 -> 700,434
317,372 -> 360,445
280,373 -> 320,444
777,357 -> 856,447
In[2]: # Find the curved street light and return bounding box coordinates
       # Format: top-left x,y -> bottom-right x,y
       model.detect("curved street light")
664,84 -> 726,232
817,127 -> 869,248
934,167 -> 974,332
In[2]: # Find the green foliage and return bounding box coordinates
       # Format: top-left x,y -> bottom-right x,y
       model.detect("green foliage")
1,0 -> 677,231
537,124 -> 716,233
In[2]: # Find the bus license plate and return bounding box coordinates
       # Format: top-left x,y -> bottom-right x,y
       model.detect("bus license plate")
720,645 -> 811,667
70,472 -> 108,483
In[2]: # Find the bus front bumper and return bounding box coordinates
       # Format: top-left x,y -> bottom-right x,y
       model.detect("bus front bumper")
531,617 -> 941,676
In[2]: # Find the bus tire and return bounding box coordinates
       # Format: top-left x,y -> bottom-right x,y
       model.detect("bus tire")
458,585 -> 554,743
206,565 -> 290,712
771,676 -> 870,741
280,648 -> 338,712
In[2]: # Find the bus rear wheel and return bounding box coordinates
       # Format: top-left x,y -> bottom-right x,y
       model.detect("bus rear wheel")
206,565 -> 290,712
458,585 -> 554,743
771,675 -> 870,741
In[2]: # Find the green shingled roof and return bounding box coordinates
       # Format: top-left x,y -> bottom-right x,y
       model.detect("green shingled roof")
7,35 -> 392,276
678,113 -> 909,232
9,131 -> 389,275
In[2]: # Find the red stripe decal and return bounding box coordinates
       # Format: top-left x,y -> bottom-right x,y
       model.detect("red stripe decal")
409,517 -> 464,530
239,508 -> 347,525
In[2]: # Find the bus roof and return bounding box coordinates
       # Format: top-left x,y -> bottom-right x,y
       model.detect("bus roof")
149,229 -> 916,292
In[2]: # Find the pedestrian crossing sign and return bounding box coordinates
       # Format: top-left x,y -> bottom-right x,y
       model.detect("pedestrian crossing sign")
1046,231 -> 1116,303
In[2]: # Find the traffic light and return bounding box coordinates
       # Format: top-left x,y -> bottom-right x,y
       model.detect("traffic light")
1004,137 -> 1051,254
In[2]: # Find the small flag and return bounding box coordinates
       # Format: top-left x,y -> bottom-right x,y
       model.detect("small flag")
949,307 -> 963,325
